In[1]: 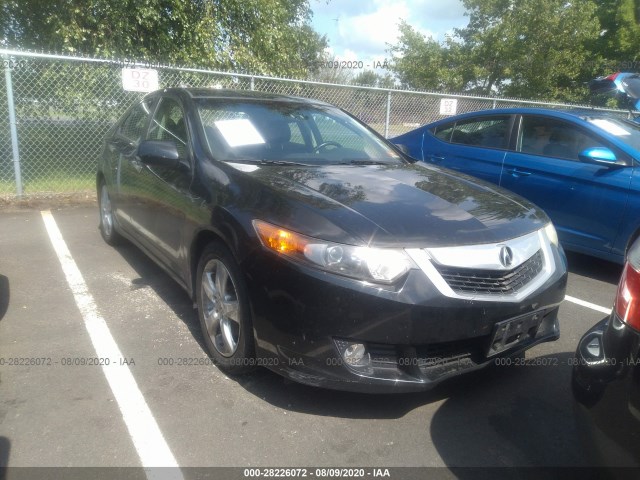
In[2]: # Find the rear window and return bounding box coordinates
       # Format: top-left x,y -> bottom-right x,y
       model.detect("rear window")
432,116 -> 510,149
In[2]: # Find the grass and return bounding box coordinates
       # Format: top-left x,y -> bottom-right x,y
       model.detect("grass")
1,173 -> 94,195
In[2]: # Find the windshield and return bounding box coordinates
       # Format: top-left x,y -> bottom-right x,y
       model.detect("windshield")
196,99 -> 403,166
585,116 -> 640,152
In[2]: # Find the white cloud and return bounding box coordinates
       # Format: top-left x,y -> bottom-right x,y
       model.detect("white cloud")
311,0 -> 467,72
337,1 -> 411,56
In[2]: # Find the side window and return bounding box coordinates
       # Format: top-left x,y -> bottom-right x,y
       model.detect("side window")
518,116 -> 607,161
148,98 -> 188,159
448,116 -> 511,149
433,123 -> 455,142
288,120 -> 306,147
146,98 -> 190,187
119,100 -> 153,142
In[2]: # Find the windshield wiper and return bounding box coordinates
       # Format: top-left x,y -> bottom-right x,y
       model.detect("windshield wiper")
227,158 -> 313,167
258,159 -> 314,166
338,159 -> 390,165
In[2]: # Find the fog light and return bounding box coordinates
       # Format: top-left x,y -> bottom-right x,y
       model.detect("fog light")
335,339 -> 371,368
344,343 -> 366,363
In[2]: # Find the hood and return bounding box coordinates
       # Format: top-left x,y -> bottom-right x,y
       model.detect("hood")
230,161 -> 547,247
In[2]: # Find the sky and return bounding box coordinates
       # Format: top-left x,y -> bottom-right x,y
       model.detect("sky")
310,0 -> 469,72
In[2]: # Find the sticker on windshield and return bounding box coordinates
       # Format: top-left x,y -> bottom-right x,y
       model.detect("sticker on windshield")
590,119 -> 631,136
215,119 -> 265,147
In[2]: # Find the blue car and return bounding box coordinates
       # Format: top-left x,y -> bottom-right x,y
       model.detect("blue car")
392,108 -> 640,264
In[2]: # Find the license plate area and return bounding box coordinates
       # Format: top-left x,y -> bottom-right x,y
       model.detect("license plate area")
486,312 -> 543,357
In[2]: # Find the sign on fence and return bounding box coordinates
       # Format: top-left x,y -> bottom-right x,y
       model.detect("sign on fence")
121,68 -> 159,92
439,98 -> 458,116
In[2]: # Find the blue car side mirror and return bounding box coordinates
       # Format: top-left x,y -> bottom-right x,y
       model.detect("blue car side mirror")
578,147 -> 618,166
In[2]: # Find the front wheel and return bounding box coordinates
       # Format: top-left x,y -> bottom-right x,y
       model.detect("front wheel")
98,182 -> 123,245
196,242 -> 256,374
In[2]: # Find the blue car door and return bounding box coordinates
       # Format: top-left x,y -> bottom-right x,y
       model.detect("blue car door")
500,115 -> 632,256
423,114 -> 513,185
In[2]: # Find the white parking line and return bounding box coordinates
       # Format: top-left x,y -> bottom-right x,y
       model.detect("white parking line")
564,295 -> 612,315
41,210 -> 183,480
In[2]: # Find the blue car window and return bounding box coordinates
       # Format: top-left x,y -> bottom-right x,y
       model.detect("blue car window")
585,117 -> 640,152
433,123 -> 455,142
519,116 -> 607,162
436,116 -> 510,149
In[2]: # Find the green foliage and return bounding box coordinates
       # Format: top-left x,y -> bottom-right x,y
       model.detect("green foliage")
464,0 -> 601,101
389,21 -> 466,92
389,0 -> 612,102
0,0 -> 327,77
594,0 -> 640,70
352,70 -> 395,88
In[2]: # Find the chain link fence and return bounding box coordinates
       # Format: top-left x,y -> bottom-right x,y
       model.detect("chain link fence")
0,49 -> 632,199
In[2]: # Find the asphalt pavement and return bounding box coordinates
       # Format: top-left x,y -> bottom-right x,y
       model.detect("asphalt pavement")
0,206 -> 622,478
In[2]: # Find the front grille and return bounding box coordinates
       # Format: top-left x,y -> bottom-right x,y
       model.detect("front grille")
434,249 -> 544,295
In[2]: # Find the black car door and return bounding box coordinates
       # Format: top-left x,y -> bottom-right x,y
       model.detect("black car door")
133,95 -> 194,278
109,97 -> 155,235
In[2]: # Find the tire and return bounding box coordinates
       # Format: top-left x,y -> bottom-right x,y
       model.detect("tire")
196,242 -> 256,374
98,182 -> 123,246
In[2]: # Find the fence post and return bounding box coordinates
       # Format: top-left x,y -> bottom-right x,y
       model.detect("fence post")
250,76 -> 255,91
492,99 -> 497,109
384,90 -> 391,138
3,54 -> 23,197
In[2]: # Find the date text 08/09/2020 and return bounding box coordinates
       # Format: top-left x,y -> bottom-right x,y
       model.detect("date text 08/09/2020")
244,468 -> 391,478
316,60 -> 390,70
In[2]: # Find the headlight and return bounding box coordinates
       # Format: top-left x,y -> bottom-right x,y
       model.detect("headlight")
252,220 -> 415,284
543,222 -> 559,246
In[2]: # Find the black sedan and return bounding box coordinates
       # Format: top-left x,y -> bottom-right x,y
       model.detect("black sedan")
572,238 -> 640,467
98,88 -> 567,392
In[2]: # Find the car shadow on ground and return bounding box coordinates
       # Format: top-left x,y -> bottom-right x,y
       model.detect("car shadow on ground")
235,352 -> 590,467
565,251 -> 622,285
112,242 -> 209,355
429,352 -> 589,468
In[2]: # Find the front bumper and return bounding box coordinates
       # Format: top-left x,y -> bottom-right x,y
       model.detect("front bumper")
572,316 -> 640,467
243,244 -> 567,393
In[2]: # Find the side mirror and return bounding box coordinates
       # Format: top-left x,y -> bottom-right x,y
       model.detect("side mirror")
578,147 -> 618,166
137,140 -> 180,168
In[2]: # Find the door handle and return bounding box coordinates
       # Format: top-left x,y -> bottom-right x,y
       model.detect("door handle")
426,154 -> 445,162
505,168 -> 531,177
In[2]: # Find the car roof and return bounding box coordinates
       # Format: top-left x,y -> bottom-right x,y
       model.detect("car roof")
149,87 -> 332,107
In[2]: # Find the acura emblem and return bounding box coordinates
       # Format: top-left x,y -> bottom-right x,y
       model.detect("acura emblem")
499,246 -> 514,267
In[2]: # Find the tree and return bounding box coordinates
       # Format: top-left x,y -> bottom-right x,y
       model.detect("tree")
388,0 -> 603,102
0,0 -> 327,77
594,0 -> 640,72
463,0 -> 601,100
352,70 -> 396,88
389,21 -> 466,92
